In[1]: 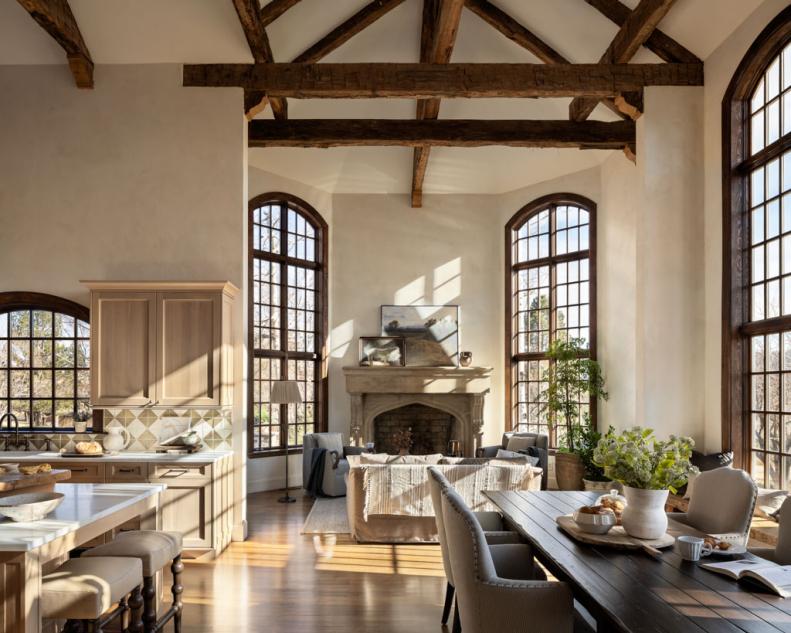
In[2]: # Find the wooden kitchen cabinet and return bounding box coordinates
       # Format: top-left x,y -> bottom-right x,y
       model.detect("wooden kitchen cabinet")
84,282 -> 237,408
90,292 -> 157,407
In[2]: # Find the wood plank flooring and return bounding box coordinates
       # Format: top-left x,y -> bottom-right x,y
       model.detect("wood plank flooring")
172,490 -> 447,633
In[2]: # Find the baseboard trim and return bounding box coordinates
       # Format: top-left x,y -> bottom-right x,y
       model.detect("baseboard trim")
232,519 -> 248,542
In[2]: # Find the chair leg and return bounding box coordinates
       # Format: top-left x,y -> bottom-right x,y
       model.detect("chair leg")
171,554 -> 184,633
452,601 -> 461,633
142,576 -> 157,633
85,619 -> 102,633
128,585 -> 144,633
441,583 -> 454,625
118,595 -> 129,632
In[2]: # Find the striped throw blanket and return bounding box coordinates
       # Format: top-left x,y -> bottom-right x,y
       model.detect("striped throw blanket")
362,463 -> 539,519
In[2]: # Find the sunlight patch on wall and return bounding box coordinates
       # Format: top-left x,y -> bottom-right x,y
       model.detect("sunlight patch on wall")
432,257 -> 461,304
329,319 -> 355,359
394,276 -> 426,305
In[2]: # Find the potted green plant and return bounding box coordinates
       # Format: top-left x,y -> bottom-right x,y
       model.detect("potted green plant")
73,410 -> 91,434
593,427 -> 696,539
575,420 -> 615,492
541,338 -> 608,490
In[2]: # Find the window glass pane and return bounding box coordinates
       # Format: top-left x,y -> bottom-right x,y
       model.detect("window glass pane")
752,78 -> 765,112
753,110 -> 766,154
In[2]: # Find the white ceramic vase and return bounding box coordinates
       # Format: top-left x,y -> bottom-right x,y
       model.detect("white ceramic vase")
620,486 -> 669,540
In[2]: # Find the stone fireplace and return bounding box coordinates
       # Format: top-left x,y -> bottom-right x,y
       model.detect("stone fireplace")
373,403 -> 456,455
343,366 -> 492,457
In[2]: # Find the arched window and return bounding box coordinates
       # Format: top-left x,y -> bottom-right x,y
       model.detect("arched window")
248,193 -> 328,456
723,6 -> 791,485
505,194 -> 596,447
0,292 -> 90,431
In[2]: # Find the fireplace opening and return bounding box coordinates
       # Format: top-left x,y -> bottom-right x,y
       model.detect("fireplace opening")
373,403 -> 457,455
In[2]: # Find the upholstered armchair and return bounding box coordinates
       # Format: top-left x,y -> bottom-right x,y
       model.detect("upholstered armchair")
751,496 -> 791,563
302,433 -> 362,497
671,468 -> 758,542
477,432 -> 549,458
440,480 -> 574,633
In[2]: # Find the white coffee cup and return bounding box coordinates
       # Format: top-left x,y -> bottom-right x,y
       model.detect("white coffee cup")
677,535 -> 713,561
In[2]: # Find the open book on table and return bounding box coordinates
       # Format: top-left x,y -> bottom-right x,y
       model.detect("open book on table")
702,559 -> 791,597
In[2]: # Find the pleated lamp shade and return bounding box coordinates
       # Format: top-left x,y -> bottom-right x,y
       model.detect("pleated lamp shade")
270,380 -> 303,404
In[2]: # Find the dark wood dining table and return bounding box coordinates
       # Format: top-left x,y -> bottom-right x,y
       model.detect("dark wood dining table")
484,490 -> 791,633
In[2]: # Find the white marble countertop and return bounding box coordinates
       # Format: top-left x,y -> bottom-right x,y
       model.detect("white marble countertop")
0,450 -> 233,464
0,483 -> 165,552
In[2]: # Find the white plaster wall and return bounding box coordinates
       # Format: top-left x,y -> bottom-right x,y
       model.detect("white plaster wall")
702,0 -> 791,452
0,63 -> 249,532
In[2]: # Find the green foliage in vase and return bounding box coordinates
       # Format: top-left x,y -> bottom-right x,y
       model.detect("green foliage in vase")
541,338 -> 608,454
593,426 -> 697,492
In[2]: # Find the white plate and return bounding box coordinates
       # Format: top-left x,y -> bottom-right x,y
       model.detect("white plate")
707,544 -> 747,556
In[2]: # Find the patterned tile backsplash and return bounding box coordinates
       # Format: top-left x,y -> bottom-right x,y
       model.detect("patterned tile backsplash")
24,408 -> 233,453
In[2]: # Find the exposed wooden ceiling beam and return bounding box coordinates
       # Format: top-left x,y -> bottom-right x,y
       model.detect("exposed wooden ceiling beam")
584,0 -> 700,63
259,0 -> 302,27
569,0 -> 677,121
463,0 -> 631,120
248,119 -> 635,149
230,0 -> 287,119
412,0 -> 465,207
16,0 -> 93,88
293,0 -> 407,63
182,62 -> 704,97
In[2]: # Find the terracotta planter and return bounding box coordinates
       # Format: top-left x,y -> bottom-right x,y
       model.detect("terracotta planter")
554,452 -> 585,490
621,487 -> 669,540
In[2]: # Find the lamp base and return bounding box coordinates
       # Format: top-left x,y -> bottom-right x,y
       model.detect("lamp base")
278,494 -> 297,504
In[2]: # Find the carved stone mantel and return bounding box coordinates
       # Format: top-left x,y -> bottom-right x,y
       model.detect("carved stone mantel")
343,366 -> 492,456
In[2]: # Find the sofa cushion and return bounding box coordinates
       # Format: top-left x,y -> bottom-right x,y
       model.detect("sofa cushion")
496,449 -> 538,466
507,436 -> 537,452
315,433 -> 344,455
360,453 -> 444,465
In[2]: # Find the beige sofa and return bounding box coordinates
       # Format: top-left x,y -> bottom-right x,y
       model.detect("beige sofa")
345,455 -> 542,543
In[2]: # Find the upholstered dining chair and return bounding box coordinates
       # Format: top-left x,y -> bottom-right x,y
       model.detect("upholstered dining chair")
671,468 -> 758,541
427,467 -> 523,631
751,496 -> 791,563
439,482 -> 574,633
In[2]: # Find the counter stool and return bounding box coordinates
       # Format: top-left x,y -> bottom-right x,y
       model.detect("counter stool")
83,530 -> 184,633
41,556 -> 143,633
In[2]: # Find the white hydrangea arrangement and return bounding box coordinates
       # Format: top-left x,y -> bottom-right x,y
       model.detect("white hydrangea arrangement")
592,427 -> 697,493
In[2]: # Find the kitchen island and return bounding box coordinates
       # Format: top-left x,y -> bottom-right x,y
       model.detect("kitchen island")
0,482 -> 164,633
0,451 -> 234,557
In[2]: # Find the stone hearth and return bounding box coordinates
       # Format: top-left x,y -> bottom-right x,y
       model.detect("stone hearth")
342,366 -> 492,457
374,403 -> 455,455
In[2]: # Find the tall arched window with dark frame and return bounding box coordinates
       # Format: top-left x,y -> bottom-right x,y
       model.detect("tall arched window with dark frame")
248,193 -> 328,456
723,6 -> 791,487
0,292 -> 91,432
505,194 -> 597,448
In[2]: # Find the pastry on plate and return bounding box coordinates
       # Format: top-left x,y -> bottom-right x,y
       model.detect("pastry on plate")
19,463 -> 52,475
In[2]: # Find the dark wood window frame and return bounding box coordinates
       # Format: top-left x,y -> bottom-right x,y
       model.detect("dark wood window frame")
723,5 -> 791,471
248,192 -> 328,458
505,193 -> 598,445
0,291 -> 91,433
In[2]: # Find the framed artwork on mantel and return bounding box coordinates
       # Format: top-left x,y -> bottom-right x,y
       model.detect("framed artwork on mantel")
380,305 -> 459,367
359,336 -> 405,367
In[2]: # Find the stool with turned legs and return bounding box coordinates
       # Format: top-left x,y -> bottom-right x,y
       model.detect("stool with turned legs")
41,556 -> 144,633
83,530 -> 184,633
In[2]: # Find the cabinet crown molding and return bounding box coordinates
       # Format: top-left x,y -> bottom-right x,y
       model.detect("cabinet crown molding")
81,280 -> 240,298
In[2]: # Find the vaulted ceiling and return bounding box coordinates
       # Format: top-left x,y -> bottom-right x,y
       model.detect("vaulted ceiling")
0,0 -> 767,195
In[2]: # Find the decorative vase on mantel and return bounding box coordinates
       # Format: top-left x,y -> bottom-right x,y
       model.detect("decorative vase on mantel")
620,486 -> 669,540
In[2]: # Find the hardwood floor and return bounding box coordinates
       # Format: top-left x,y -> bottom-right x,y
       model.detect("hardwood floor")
173,490 -> 447,632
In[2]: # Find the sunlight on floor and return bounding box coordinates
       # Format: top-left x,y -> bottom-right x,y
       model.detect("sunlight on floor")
311,535 -> 445,577
187,541 -> 295,569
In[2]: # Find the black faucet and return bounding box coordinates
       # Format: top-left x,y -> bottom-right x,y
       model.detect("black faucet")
0,413 -> 21,451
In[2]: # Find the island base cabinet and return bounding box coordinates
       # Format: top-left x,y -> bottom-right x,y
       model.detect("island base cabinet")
156,482 -> 212,550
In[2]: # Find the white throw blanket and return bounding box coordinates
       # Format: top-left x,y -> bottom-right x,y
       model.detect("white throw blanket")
362,463 -> 538,519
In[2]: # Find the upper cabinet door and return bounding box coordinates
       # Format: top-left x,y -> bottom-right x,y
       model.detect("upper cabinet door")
91,292 -> 157,406
156,292 -> 222,407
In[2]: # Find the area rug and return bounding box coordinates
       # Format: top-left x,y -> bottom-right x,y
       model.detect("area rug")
301,497 -> 350,535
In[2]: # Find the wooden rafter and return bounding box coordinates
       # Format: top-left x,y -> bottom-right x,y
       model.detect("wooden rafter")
259,0 -> 302,27
182,62 -> 704,96
247,119 -> 635,149
293,0 -> 406,63
464,0 -> 631,120
231,0 -> 288,119
570,0 -> 677,121
413,0 -> 467,207
16,0 -> 93,88
584,0 -> 700,64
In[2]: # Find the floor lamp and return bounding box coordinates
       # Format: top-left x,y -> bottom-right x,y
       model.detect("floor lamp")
271,380 -> 302,503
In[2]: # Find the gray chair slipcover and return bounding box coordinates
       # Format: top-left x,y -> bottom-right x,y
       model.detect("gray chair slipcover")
672,467 -> 757,540
478,432 -> 549,458
302,432 -> 354,497
440,481 -> 574,633
751,496 -> 791,563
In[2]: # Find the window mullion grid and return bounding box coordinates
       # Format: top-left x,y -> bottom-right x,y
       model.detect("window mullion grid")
279,203 -> 289,451
548,204 -> 558,446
